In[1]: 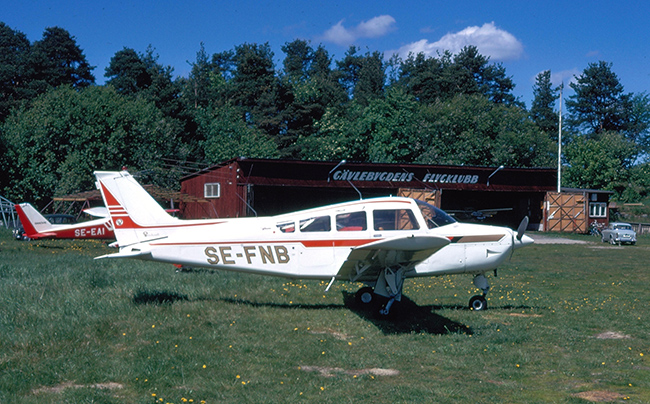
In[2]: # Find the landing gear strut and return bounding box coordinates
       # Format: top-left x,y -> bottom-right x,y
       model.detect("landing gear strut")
469,273 -> 490,311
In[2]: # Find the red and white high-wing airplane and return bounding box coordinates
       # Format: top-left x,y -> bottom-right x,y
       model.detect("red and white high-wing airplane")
94,170 -> 533,313
15,203 -> 114,240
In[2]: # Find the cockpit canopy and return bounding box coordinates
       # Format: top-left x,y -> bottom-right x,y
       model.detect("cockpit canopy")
415,199 -> 457,229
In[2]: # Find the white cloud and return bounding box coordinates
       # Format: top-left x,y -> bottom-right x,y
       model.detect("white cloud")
550,69 -> 580,87
321,15 -> 396,46
391,22 -> 524,62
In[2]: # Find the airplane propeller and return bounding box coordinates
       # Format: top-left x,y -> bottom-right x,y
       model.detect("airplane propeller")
510,216 -> 530,259
516,216 -> 529,241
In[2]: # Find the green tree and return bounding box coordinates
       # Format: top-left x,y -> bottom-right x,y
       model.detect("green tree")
105,47 -> 150,95
451,46 -> 519,105
530,70 -> 559,140
336,47 -> 385,105
562,131 -> 637,193
358,87 -> 423,163
0,22 -> 31,120
395,52 -> 446,103
278,40 -> 347,158
197,103 -> 278,163
183,43 -> 234,110
230,43 -> 281,142
1,86 -> 182,204
566,61 -> 631,137
26,27 -> 94,93
417,94 -> 554,167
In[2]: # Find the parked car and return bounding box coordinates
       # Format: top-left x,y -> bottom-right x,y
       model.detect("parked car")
601,222 -> 637,245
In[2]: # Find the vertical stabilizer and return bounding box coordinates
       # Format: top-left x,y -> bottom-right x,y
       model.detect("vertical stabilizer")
15,203 -> 53,237
94,171 -> 178,247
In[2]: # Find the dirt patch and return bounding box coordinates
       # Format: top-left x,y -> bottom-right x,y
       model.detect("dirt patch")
572,390 -> 626,402
594,331 -> 631,340
32,382 -> 123,395
529,235 -> 591,244
300,365 -> 399,377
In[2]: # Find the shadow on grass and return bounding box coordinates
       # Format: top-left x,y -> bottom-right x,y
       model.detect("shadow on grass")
133,290 -> 189,305
130,289 -> 472,336
341,292 -> 473,336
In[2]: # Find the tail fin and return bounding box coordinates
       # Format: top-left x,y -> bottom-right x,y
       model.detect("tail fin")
94,171 -> 178,247
15,203 -> 54,238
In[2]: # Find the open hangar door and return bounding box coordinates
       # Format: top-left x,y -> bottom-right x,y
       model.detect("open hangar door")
436,190 -> 543,229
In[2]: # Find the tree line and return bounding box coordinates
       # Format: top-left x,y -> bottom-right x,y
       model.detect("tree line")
1,22 -> 649,206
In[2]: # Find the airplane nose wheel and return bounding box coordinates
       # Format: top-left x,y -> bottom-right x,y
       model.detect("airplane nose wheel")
469,295 -> 488,311
469,273 -> 490,310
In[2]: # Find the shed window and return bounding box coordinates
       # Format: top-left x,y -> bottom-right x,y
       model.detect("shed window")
589,202 -> 607,218
204,183 -> 220,198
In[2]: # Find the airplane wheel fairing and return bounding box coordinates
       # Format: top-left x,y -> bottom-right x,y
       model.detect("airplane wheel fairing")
469,295 -> 487,311
356,287 -> 374,305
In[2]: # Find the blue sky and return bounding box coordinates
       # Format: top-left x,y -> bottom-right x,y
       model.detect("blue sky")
4,0 -> 649,107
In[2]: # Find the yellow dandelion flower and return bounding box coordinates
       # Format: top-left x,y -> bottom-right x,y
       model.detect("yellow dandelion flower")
203,365 -> 206,368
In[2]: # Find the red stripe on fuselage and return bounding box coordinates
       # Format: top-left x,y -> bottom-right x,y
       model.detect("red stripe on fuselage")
150,239 -> 379,248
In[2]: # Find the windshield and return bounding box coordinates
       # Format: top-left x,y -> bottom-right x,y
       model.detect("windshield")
416,200 -> 456,229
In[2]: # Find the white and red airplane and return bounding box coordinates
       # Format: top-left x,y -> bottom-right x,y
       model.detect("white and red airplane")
94,170 -> 533,313
15,203 -> 114,240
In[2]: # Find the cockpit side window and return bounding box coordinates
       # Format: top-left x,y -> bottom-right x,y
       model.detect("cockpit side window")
415,200 -> 456,229
276,220 -> 295,233
300,216 -> 331,232
373,209 -> 420,231
336,211 -> 367,231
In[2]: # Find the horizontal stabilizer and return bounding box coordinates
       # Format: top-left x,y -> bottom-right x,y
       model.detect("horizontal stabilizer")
83,207 -> 109,217
95,249 -> 152,260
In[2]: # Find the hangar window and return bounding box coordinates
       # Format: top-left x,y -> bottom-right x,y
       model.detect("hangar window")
589,202 -> 607,218
373,209 -> 419,231
204,183 -> 220,198
336,211 -> 367,231
300,216 -> 331,232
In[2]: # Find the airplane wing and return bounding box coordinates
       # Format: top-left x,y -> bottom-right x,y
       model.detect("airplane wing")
336,234 -> 450,282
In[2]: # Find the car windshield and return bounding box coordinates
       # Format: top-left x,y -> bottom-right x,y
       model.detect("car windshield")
415,200 -> 456,229
615,224 -> 633,230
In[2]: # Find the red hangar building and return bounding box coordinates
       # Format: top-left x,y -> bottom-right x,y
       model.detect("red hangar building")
178,158 -> 558,230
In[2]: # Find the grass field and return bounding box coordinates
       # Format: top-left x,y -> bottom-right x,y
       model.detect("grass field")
1,229 -> 649,403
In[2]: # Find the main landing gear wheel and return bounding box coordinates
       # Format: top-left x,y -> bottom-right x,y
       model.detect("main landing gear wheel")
355,287 -> 375,305
469,295 -> 487,311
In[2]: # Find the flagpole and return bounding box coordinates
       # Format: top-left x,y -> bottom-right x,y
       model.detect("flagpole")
557,83 -> 563,193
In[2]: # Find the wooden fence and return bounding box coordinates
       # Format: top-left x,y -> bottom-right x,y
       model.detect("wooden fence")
628,222 -> 650,234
